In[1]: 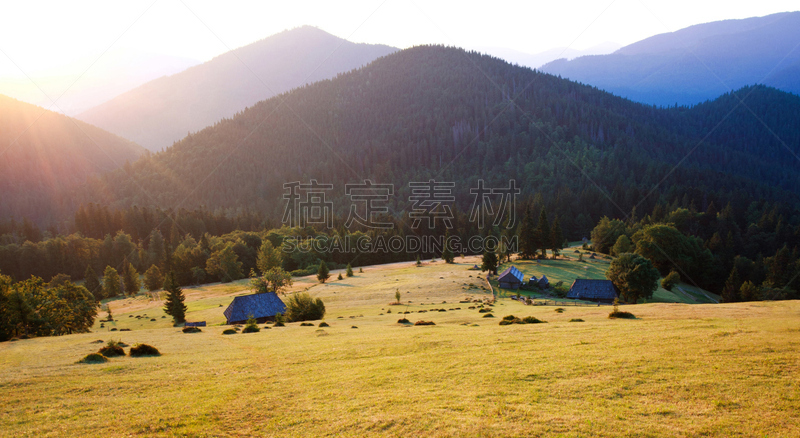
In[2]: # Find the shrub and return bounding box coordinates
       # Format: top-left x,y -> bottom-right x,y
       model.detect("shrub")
285,293 -> 326,322
414,320 -> 435,326
274,313 -> 286,327
78,353 -> 109,364
499,315 -> 548,325
397,318 -> 411,324
478,308 -> 492,313
608,310 -> 636,319
300,322 -> 314,326
661,271 -> 681,291
569,318 -> 584,322
482,313 -> 495,318
554,308 -> 565,313
242,315 -> 260,333
337,273 -> 343,280
182,326 -> 202,333
222,328 -> 237,335
129,344 -> 160,357
98,341 -> 125,357
318,322 -> 330,327
522,316 -> 546,324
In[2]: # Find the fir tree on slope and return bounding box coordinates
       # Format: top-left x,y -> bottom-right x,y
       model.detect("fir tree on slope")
163,271 -> 187,324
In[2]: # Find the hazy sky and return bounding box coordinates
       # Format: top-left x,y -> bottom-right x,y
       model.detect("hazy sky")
1,0 -> 798,78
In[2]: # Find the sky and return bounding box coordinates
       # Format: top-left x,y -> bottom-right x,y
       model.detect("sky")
0,0 -> 798,110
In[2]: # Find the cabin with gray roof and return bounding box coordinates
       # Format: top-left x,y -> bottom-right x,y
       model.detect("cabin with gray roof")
224,292 -> 287,325
498,266 -> 524,289
566,279 -> 619,303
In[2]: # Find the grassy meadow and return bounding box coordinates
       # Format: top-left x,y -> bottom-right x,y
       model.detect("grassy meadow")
1,255 -> 798,437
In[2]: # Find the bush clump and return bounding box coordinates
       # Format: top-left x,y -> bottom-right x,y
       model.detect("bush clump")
299,322 -> 314,326
285,292 -> 326,322
98,340 -> 125,357
397,318 -> 411,324
182,326 -> 202,333
318,321 -> 330,327
499,315 -> 548,325
554,308 -> 565,313
414,320 -> 435,326
608,310 -> 636,319
241,316 -> 260,333
273,313 -> 286,327
482,313 -> 495,318
609,299 -> 636,319
569,318 -> 585,322
129,344 -> 160,357
222,328 -> 237,335
78,353 -> 109,364
478,308 -> 492,313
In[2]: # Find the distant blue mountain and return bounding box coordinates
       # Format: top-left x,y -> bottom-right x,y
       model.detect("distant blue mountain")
540,12 -> 800,106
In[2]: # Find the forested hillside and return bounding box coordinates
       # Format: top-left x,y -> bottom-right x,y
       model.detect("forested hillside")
0,95 -> 144,225
77,45 -> 800,238
77,26 -> 396,151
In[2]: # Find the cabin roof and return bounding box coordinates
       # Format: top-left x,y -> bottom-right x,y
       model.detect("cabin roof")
566,279 -> 619,300
223,292 -> 287,323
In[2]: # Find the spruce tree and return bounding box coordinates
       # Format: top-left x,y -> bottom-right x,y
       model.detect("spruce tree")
721,266 -> 743,303
144,265 -> 164,291
536,208 -> 551,258
550,216 -> 564,259
103,266 -> 121,298
163,271 -> 187,323
317,260 -> 330,283
518,205 -> 537,259
346,263 -> 354,277
481,250 -> 499,275
122,258 -> 141,296
442,230 -> 455,264
84,265 -> 102,299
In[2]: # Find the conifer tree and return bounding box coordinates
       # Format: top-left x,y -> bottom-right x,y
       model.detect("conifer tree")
121,258 -> 141,296
721,266 -> 742,303
550,216 -> 564,259
84,265 -> 102,299
103,266 -> 121,298
163,271 -> 187,323
536,208 -> 551,258
481,250 -> 499,275
518,206 -> 537,259
317,260 -> 330,283
144,265 -> 164,291
346,263 -> 354,277
442,230 -> 455,264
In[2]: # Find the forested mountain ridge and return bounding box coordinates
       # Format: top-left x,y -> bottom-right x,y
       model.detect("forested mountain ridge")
0,94 -> 144,225
77,26 -> 397,151
541,11 -> 800,106
76,45 -> 800,238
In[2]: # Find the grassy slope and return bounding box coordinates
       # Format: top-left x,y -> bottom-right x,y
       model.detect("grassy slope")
1,256 -> 797,437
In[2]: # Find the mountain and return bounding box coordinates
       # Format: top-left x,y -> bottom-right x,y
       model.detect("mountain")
76,46 -> 800,237
540,12 -> 800,106
0,49 -> 200,116
77,26 -> 397,151
474,42 -> 621,69
0,94 -> 144,224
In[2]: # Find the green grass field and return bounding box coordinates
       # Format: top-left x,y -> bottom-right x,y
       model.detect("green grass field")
1,255 -> 797,437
